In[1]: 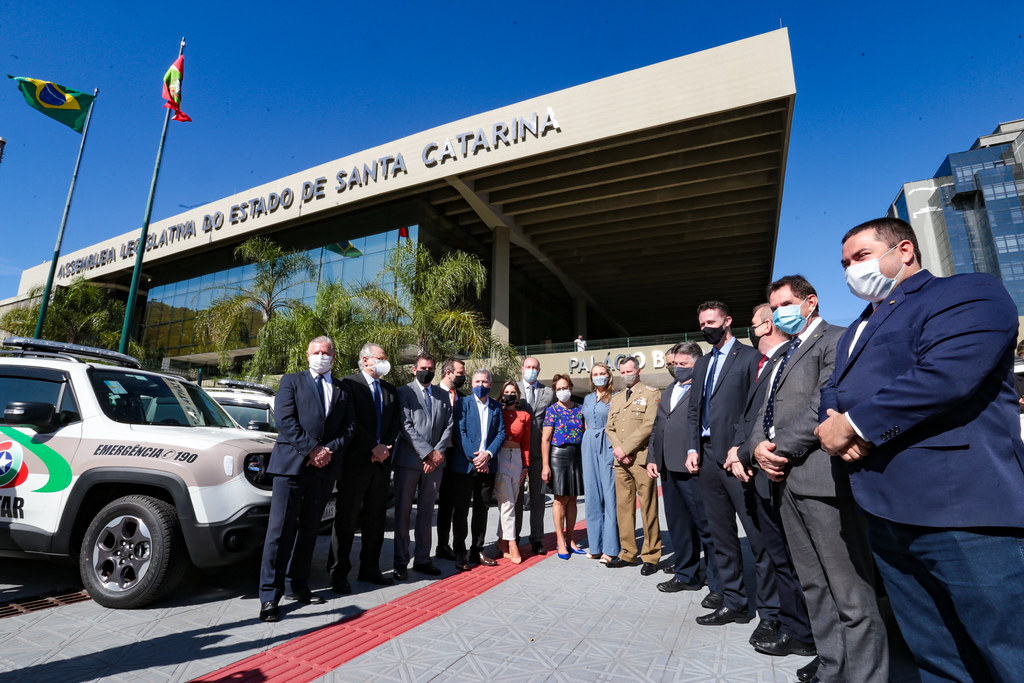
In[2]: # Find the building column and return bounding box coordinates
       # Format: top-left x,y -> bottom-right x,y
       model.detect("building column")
574,295 -> 587,338
491,224 -> 510,342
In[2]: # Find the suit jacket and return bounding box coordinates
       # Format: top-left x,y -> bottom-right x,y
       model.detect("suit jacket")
734,344 -> 788,498
754,321 -> 846,497
450,394 -> 506,475
394,380 -> 454,470
821,270 -> 1024,528
517,380 -> 554,465
341,371 -> 401,470
687,339 -> 761,464
606,383 -> 661,466
649,382 -> 695,472
268,371 -> 354,477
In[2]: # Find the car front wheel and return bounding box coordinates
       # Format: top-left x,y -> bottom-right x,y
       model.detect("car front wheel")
79,495 -> 188,608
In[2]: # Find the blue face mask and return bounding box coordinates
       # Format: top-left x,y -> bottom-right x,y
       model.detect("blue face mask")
473,385 -> 490,400
772,298 -> 812,336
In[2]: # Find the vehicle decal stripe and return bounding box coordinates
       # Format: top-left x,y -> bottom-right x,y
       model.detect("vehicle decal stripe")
0,426 -> 73,493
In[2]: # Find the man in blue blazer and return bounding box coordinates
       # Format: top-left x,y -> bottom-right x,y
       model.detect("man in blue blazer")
817,217 -> 1024,682
258,336 -> 353,622
447,368 -> 505,571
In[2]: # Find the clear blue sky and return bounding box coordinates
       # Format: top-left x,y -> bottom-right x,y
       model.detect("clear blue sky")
1,1 -> 1021,327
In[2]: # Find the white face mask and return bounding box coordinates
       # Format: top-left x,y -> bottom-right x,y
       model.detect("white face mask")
592,375 -> 609,387
373,359 -> 391,377
309,353 -> 332,375
845,245 -> 904,303
556,389 -> 572,403
523,368 -> 539,383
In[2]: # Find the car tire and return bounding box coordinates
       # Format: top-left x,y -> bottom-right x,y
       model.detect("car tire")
79,495 -> 188,608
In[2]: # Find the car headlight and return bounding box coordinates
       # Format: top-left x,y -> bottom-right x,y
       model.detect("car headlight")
243,452 -> 273,490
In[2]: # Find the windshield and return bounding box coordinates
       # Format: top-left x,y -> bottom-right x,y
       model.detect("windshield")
89,369 -> 236,428
219,402 -> 277,432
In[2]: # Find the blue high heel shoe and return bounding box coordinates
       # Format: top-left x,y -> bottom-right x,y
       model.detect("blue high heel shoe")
557,544 -> 571,560
570,545 -> 587,555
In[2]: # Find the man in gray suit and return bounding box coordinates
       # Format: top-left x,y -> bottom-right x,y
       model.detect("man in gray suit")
392,353 -> 454,581
515,356 -> 554,555
647,341 -> 720,596
754,275 -> 887,683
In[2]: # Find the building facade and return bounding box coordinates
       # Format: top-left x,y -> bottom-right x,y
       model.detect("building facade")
889,119 -> 1024,311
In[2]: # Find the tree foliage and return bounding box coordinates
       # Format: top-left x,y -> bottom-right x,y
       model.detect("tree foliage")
195,236 -> 316,369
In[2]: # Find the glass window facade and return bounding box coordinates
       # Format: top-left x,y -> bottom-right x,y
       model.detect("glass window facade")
141,226 -> 418,359
935,144 -> 1024,313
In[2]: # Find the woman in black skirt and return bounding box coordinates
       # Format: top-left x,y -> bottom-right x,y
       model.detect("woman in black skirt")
541,374 -> 585,559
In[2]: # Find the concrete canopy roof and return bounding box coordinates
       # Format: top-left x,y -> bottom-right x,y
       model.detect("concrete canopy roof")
17,30 -> 794,340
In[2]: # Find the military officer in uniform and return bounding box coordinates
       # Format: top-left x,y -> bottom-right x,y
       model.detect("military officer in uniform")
605,355 -> 662,574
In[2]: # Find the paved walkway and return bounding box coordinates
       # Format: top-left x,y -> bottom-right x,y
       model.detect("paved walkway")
0,493 -> 916,682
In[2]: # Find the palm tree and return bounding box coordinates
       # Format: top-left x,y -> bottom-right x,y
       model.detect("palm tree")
0,277 -> 144,356
245,281 -> 368,377
195,236 -> 316,369
356,240 -> 520,377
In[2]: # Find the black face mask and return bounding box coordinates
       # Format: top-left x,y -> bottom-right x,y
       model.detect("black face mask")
749,327 -> 762,347
416,369 -> 435,385
673,367 -> 694,384
701,325 -> 726,346
500,394 -> 516,407
452,374 -> 466,389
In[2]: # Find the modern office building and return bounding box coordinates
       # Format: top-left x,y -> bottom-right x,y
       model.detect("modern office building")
889,119 -> 1024,312
3,30 -> 796,370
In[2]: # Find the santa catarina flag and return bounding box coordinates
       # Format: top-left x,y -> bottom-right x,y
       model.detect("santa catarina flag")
7,75 -> 94,133
162,55 -> 191,122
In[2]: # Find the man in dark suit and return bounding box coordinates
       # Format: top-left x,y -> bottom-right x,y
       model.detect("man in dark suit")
516,356 -> 554,555
328,342 -> 402,593
647,341 -> 719,595
817,218 -> 1024,682
258,336 -> 353,622
723,304 -> 814,661
685,300 -> 780,629
448,368 -> 505,570
434,358 -> 466,561
392,353 -> 453,580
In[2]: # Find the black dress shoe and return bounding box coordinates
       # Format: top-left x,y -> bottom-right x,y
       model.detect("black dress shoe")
749,618 -> 780,645
330,578 -> 351,595
435,544 -> 456,561
657,578 -> 701,593
605,557 -> 639,569
531,541 -> 547,555
695,606 -> 752,626
797,657 -> 820,682
477,552 -> 497,567
286,590 -> 326,605
357,571 -> 394,586
393,566 -> 408,581
701,591 -> 724,609
753,633 -> 816,657
412,561 -> 443,576
639,562 -> 659,576
454,555 -> 470,572
259,600 -> 280,622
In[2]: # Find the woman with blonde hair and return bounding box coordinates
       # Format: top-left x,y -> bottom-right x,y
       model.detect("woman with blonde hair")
495,380 -> 531,563
580,362 -> 619,562
541,374 -> 585,559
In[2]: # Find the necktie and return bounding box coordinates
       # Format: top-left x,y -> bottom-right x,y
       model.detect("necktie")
756,354 -> 768,381
371,380 -> 382,442
625,387 -> 632,401
449,388 -> 456,406
763,337 -> 803,437
315,373 -> 327,414
527,383 -> 536,407
701,349 -> 719,431
423,385 -> 431,410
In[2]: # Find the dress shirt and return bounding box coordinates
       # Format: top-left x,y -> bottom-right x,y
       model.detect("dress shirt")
670,381 -> 690,411
475,396 -> 491,455
439,380 -> 457,406
308,369 -> 332,414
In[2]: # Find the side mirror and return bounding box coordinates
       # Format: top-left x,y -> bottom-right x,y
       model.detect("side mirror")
5,401 -> 57,432
246,420 -> 271,432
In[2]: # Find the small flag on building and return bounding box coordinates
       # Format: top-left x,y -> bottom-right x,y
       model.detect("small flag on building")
399,226 -> 410,240
162,55 -> 191,122
326,241 -> 362,258
7,76 -> 95,133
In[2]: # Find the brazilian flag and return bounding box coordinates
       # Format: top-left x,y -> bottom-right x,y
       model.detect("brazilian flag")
326,241 -> 362,258
8,75 -> 95,133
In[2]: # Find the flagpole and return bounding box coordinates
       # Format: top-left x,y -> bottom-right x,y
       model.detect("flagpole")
119,37 -> 185,354
33,89 -> 99,339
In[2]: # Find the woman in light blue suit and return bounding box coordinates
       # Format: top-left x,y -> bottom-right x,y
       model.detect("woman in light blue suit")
580,362 -> 619,563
